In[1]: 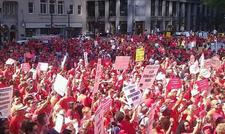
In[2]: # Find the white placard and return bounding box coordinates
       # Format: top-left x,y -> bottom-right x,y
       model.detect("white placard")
38,62 -> 49,71
123,84 -> 142,107
5,58 -> 16,65
53,74 -> 68,96
0,87 -> 13,118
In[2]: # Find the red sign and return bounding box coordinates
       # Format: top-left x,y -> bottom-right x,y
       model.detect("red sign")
21,63 -> 31,72
167,78 -> 182,91
196,79 -> 209,91
114,56 -> 130,70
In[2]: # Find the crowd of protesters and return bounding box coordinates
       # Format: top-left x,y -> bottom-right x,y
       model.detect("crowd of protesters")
0,32 -> 225,134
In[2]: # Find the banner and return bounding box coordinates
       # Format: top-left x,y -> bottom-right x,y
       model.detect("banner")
53,74 -> 68,96
37,62 -> 49,71
136,47 -> 145,62
196,79 -> 209,91
5,58 -> 16,65
0,87 -> 13,118
139,65 -> 160,89
166,78 -> 182,91
123,84 -> 141,107
93,59 -> 102,94
21,63 -> 31,72
94,104 -> 104,134
114,56 -> 130,70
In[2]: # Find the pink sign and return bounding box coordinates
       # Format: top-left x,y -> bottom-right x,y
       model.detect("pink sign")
21,63 -> 31,72
93,59 -> 102,95
204,59 -> 212,70
167,78 -> 182,91
139,65 -> 159,89
114,56 -> 130,70
94,104 -> 104,134
196,79 -> 209,91
24,52 -> 35,59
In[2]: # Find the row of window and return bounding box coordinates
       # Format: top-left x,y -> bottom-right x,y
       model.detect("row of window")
28,0 -> 81,15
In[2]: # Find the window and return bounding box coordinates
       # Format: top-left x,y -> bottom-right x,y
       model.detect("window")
28,2 -> 34,13
40,0 -> 47,14
98,1 -> 105,17
165,1 -> 169,16
49,0 -> 55,14
172,2 -> 176,16
69,4 -> 74,14
151,0 -> 155,16
87,1 -> 95,17
158,0 -> 162,16
120,0 -> 127,16
109,0 -> 116,16
78,5 -> 81,15
58,1 -> 64,14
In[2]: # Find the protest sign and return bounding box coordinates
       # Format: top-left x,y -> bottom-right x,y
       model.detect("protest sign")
54,114 -> 64,133
21,63 -> 31,72
94,104 -> 104,134
123,84 -> 141,107
199,53 -> 205,69
139,65 -> 160,89
114,56 -> 130,70
189,61 -> 199,74
53,74 -> 68,96
93,59 -> 102,94
24,52 -> 34,59
204,59 -> 212,70
136,47 -> 145,62
5,58 -> 16,65
0,87 -> 13,118
101,97 -> 112,113
196,79 -> 209,91
167,78 -> 182,91
37,62 -> 49,71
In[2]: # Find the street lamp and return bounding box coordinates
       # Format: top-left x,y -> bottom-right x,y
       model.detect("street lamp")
67,9 -> 72,38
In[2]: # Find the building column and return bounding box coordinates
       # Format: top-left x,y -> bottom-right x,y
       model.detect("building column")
127,0 -> 133,33
95,1 -> 99,22
169,1 -> 173,26
162,0 -> 166,31
187,3 -> 191,30
199,5 -> 203,30
145,0 -> 151,34
181,2 -> 185,31
82,0 -> 87,34
116,0 -> 120,33
105,0 -> 110,33
176,1 -> 180,31
193,4 -> 197,31
155,0 -> 159,16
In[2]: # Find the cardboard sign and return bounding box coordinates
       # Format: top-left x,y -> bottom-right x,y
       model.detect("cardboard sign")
93,59 -> 102,95
136,47 -> 145,62
123,84 -> 141,107
94,105 -> 104,134
21,63 -> 31,72
5,58 -> 16,65
53,74 -> 68,96
114,56 -> 130,70
0,87 -> 13,118
167,78 -> 182,91
38,62 -> 49,71
196,79 -> 209,91
139,65 -> 160,89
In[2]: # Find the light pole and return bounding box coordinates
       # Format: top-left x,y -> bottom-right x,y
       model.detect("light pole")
67,9 -> 72,39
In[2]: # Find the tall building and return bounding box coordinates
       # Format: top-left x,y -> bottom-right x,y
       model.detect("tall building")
0,0 -> 217,41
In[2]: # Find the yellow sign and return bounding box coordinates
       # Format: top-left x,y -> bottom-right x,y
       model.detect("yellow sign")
136,47 -> 145,62
166,32 -> 171,37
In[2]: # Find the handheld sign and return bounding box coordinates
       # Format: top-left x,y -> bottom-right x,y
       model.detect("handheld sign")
93,59 -> 102,95
0,87 -> 13,118
53,74 -> 68,96
5,58 -> 16,65
139,65 -> 159,89
114,56 -> 130,70
123,84 -> 141,107
136,47 -> 145,62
